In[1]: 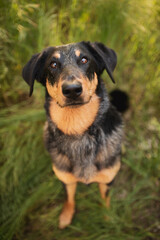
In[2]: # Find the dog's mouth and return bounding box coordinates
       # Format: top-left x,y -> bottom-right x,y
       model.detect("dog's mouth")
57,97 -> 91,108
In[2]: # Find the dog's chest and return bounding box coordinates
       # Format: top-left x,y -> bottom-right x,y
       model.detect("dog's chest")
44,120 -> 122,180
60,132 -> 101,179
45,122 -> 104,178
59,130 -> 104,179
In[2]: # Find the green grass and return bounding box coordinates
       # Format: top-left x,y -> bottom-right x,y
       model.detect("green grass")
0,0 -> 160,239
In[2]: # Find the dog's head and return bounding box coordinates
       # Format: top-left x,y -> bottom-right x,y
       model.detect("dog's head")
22,42 -> 117,107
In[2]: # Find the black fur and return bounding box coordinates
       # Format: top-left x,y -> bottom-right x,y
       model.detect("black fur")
110,89 -> 129,113
107,179 -> 115,187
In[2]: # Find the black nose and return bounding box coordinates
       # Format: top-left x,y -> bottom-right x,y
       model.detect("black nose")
62,83 -> 82,99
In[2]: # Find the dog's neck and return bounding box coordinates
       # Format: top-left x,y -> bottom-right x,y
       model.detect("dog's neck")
48,94 -> 100,135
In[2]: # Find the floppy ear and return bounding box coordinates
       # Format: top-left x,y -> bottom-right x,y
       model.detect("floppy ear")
92,42 -> 117,83
22,51 -> 48,96
82,41 -> 117,83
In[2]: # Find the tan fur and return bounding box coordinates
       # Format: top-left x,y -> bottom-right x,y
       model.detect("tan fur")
49,94 -> 100,135
53,165 -> 77,184
59,202 -> 75,229
98,183 -> 110,208
91,159 -> 121,183
52,158 -> 121,184
46,78 -> 67,106
75,49 -> 81,57
106,196 -> 110,208
59,183 -> 77,229
52,52 -> 60,59
99,183 -> 108,199
77,73 -> 98,103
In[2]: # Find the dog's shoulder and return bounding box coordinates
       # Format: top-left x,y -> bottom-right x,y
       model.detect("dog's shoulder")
100,105 -> 123,136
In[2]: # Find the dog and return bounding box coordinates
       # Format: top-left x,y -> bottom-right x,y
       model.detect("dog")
22,41 -> 126,229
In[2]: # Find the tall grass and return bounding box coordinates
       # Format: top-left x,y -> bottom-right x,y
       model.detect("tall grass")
0,0 -> 160,239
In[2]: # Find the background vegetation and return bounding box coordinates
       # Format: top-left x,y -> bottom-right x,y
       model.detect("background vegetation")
0,0 -> 160,239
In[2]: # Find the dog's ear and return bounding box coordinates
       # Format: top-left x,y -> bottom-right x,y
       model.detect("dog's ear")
82,41 -> 117,83
22,50 -> 49,96
92,42 -> 117,83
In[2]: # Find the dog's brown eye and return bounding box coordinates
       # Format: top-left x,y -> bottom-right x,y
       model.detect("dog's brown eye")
81,57 -> 88,64
50,62 -> 57,68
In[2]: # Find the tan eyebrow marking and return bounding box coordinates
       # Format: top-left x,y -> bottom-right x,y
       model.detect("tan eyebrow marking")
52,52 -> 61,59
75,49 -> 81,57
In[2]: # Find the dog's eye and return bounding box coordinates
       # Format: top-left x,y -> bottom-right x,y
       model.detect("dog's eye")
50,62 -> 57,69
81,57 -> 88,64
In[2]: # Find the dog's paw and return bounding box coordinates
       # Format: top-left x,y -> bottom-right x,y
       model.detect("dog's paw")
59,202 -> 75,229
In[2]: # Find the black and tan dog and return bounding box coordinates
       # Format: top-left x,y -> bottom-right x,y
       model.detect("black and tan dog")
22,41 -> 125,229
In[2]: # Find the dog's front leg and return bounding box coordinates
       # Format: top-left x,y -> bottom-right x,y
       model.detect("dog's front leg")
59,183 -> 77,229
98,183 -> 110,208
